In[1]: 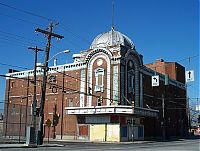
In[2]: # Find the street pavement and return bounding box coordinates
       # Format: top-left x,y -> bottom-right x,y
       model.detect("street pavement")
0,138 -> 199,151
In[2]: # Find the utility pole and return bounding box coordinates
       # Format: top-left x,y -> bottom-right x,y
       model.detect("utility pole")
187,97 -> 191,134
24,73 -> 29,137
5,78 -> 11,137
35,22 -> 64,145
162,94 -> 165,141
61,70 -> 65,139
28,46 -> 44,144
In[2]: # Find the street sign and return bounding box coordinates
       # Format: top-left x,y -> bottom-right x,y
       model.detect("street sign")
45,119 -> 52,128
196,105 -> 200,111
185,70 -> 194,82
152,75 -> 159,87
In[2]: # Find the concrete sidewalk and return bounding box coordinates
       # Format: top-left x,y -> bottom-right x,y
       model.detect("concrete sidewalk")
0,143 -> 64,148
0,144 -> 29,148
0,139 -> 155,148
44,138 -> 156,144
1,137 -> 198,148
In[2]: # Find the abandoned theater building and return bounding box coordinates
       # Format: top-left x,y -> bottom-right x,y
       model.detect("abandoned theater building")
4,29 -> 188,142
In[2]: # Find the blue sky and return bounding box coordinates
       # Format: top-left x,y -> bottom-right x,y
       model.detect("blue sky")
0,0 -> 199,106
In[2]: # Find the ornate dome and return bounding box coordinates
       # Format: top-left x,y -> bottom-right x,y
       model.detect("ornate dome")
90,28 -> 134,49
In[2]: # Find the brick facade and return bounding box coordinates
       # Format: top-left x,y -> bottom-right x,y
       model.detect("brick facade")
3,29 -> 188,141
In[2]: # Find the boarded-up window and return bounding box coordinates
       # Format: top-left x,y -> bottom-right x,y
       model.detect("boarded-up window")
79,125 -> 88,136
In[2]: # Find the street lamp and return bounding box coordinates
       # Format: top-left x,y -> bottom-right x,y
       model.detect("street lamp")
48,50 -> 70,66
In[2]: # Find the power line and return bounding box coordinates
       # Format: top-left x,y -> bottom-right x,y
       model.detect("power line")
0,2 -> 53,22
0,69 -> 118,103
1,53 -> 198,98
0,30 -> 67,60
0,2 -> 90,51
3,78 -> 191,111
0,52 -> 199,76
0,34 -> 37,47
0,12 -> 90,51
0,63 -> 29,70
0,38 -> 28,48
1,72 -> 195,108
2,74 -> 117,104
55,70 -> 120,95
59,24 -> 91,45
0,73 -> 113,103
177,55 -> 199,63
1,65 -> 120,98
0,31 -> 79,59
0,56 -> 194,97
0,12 -> 44,27
145,54 -> 199,69
54,70 -> 190,106
0,30 -> 45,46
61,36 -> 86,51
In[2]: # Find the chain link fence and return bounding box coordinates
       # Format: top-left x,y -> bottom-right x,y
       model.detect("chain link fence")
0,102 -> 39,143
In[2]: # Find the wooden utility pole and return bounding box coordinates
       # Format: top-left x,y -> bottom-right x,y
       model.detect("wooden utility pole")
28,46 -> 44,144
35,22 -> 64,145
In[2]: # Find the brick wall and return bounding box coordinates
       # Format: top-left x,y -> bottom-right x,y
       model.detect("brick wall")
145,59 -> 185,83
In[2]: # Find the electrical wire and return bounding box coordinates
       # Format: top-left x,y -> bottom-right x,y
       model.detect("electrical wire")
144,54 -> 199,70
0,38 -> 28,48
59,24 -> 91,45
1,72 -> 199,109
0,2 -> 53,22
0,12 -> 44,27
177,55 -> 199,63
0,52 -> 196,98
0,53 -> 198,102
0,4 -> 91,51
0,30 -> 45,46
0,29 -> 68,63
0,34 -> 37,47
0,63 -> 29,70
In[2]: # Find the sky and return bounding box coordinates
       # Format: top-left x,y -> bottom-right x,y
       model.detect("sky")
0,0 -> 199,108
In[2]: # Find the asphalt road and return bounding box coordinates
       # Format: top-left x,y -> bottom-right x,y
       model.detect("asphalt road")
1,139 -> 199,151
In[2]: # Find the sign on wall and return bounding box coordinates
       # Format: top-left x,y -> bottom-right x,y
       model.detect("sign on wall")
152,75 -> 159,87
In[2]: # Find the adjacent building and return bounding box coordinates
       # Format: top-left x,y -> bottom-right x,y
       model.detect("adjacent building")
4,28 -> 188,141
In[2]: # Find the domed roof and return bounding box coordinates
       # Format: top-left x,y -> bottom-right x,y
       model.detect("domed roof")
90,28 -> 134,49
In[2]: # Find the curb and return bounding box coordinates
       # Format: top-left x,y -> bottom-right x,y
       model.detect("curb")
38,144 -> 64,147
46,140 -> 156,145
